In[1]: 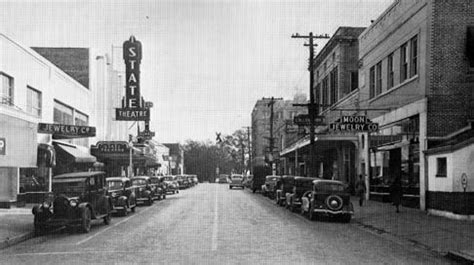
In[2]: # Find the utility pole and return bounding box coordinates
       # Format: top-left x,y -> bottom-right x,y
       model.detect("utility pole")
263,97 -> 283,175
244,126 -> 252,174
292,32 -> 330,178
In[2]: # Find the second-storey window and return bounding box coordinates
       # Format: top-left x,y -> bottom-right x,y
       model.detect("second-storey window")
410,35 -> 418,77
350,71 -> 358,91
400,42 -> 408,82
54,101 -> 74,125
330,67 -> 338,105
27,86 -> 42,117
387,53 -> 394,89
369,66 -> 375,98
1,72 -> 14,106
322,77 -> 329,110
376,61 -> 382,95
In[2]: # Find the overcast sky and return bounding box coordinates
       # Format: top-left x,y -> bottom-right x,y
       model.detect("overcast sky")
1,0 -> 393,143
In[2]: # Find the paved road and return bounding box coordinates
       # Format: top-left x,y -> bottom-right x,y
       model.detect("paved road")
0,184 -> 455,264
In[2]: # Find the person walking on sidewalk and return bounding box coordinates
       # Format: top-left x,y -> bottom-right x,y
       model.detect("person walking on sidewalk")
355,174 -> 366,207
390,175 -> 403,213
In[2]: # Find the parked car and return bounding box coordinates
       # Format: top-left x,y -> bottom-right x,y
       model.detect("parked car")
149,175 -> 166,200
250,166 -> 271,193
191,175 -> 199,185
32,171 -> 112,235
286,176 -> 317,212
229,174 -> 244,189
131,176 -> 154,206
261,175 -> 281,199
300,179 -> 354,222
176,175 -> 191,189
217,174 -> 229,184
185,175 -> 195,187
162,175 -> 179,194
275,175 -> 296,206
106,177 -> 137,216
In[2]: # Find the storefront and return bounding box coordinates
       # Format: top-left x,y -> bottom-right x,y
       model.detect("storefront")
368,115 -> 420,207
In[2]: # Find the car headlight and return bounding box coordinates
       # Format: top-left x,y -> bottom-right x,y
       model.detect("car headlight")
69,199 -> 78,207
42,202 -> 51,208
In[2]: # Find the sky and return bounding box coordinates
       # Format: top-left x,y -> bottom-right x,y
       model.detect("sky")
0,0 -> 393,143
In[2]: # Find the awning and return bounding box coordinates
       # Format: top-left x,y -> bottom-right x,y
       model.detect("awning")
280,134 -> 358,156
54,143 -> 96,164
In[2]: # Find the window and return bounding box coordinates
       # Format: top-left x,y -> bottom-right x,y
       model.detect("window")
400,42 -> 408,82
315,83 -> 321,112
350,72 -> 358,91
75,111 -> 89,126
387,53 -> 394,89
332,52 -> 336,62
0,72 -> 14,106
410,35 -> 418,77
324,62 -> 327,71
436,157 -> 447,178
322,77 -> 329,109
376,62 -> 382,95
330,67 -> 338,105
27,86 -> 42,117
316,70 -> 319,80
467,27 -> 474,67
369,66 -> 375,98
54,101 -> 74,124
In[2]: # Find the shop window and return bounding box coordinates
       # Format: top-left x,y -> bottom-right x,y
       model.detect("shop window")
436,157 -> 447,178
400,42 -> 408,82
0,72 -> 14,106
387,53 -> 394,89
27,86 -> 42,117
410,36 -> 418,77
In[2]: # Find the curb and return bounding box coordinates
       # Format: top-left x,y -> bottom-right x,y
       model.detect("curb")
446,251 -> 474,264
0,231 -> 35,250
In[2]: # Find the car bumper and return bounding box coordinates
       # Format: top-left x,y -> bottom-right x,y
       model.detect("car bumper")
36,217 -> 83,228
311,209 -> 354,215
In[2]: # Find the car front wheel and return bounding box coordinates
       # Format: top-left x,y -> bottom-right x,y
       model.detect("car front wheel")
81,207 -> 92,233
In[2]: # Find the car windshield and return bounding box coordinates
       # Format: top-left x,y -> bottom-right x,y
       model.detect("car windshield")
316,183 -> 346,192
107,181 -> 123,190
163,177 -> 173,181
232,176 -> 242,180
52,180 -> 86,195
132,179 -> 147,185
150,179 -> 160,184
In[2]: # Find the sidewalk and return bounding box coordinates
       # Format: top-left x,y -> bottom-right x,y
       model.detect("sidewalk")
0,204 -> 35,250
351,197 -> 474,263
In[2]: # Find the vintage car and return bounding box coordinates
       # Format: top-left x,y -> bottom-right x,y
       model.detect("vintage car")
300,179 -> 354,222
131,176 -> 155,205
216,174 -> 229,184
176,175 -> 190,189
243,174 -> 253,189
149,175 -> 166,200
162,175 -> 179,194
261,175 -> 281,199
106,177 -> 137,216
286,176 -> 318,212
229,174 -> 244,189
190,175 -> 199,185
185,175 -> 195,187
32,171 -> 112,235
275,175 -> 296,206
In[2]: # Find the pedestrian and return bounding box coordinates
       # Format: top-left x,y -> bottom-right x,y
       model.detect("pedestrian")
355,174 -> 366,207
390,175 -> 403,213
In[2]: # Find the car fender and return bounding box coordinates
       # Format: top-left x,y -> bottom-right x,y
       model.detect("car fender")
78,203 -> 93,217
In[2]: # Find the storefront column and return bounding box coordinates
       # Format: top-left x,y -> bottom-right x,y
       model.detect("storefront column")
419,111 -> 428,211
364,132 -> 370,201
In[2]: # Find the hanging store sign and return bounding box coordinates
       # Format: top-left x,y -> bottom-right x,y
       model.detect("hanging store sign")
38,123 -> 96,138
329,116 -> 379,132
294,114 -> 325,126
116,36 -> 148,120
0,138 -> 5,155
96,141 -> 129,154
138,129 -> 155,139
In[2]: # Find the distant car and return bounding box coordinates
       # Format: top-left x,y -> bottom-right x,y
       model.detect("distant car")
106,177 -> 137,216
131,176 -> 154,206
149,175 -> 166,200
217,174 -> 229,184
261,175 -> 281,199
300,179 -> 354,222
32,171 -> 112,235
243,174 -> 253,189
275,175 -> 296,206
286,177 -> 317,212
162,175 -> 179,194
229,174 -> 244,189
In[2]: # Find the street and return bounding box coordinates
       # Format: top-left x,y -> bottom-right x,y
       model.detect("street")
0,184 -> 454,264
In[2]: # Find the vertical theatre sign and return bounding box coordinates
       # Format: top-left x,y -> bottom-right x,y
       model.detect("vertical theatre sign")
116,36 -> 150,121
